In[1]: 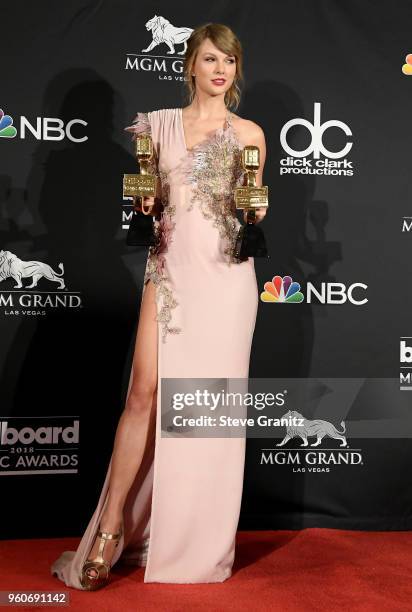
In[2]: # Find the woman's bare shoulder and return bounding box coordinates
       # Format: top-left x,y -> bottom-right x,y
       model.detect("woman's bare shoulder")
230,112 -> 265,144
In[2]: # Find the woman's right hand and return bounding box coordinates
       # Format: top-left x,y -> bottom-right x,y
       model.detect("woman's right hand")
133,196 -> 155,212
142,196 -> 155,214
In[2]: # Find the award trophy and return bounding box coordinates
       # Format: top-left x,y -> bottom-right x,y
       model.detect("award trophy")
233,145 -> 269,260
123,133 -> 162,246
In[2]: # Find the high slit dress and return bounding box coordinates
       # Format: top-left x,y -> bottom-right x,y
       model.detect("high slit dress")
50,107 -> 259,586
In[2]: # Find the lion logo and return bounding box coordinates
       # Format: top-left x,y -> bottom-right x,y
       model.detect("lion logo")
277,409 -> 347,447
142,15 -> 193,55
0,250 -> 65,290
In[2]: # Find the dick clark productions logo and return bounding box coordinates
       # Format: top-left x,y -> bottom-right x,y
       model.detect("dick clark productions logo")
280,102 -> 354,177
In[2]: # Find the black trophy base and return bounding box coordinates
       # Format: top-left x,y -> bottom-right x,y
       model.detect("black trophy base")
233,223 -> 269,259
126,209 -> 157,247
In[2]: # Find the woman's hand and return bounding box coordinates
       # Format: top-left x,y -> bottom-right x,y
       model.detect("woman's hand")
142,196 -> 155,210
133,195 -> 155,212
243,208 -> 267,224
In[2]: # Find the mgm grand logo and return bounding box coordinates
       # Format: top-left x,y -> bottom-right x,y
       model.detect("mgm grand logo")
261,410 -> 363,472
126,15 -> 193,78
0,249 -> 82,315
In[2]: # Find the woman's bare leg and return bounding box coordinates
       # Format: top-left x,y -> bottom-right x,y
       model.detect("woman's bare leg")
85,279 -> 158,574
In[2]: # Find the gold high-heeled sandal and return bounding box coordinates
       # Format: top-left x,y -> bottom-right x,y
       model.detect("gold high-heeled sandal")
80,522 -> 123,591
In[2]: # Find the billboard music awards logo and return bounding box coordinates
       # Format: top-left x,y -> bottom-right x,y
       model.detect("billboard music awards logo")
261,410 -> 364,473
260,275 -> 368,305
0,417 -> 79,475
0,249 -> 82,316
125,15 -> 193,80
280,102 -> 354,177
400,337 -> 412,390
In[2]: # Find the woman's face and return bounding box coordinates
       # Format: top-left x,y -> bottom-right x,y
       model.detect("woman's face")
191,38 -> 237,99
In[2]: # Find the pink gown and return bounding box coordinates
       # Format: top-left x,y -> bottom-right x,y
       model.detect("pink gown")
50,107 -> 258,586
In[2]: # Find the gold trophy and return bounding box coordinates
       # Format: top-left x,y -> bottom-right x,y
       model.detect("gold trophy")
233,145 -> 269,259
123,133 -> 162,246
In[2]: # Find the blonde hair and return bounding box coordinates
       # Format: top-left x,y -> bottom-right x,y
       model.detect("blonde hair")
182,23 -> 243,111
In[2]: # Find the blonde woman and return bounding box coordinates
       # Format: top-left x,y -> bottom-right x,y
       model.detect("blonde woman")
51,22 -> 267,590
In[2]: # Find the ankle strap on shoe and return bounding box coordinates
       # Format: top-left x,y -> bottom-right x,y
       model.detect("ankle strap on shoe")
98,530 -> 121,540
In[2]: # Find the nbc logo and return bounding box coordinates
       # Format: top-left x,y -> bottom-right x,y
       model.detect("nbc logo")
401,54 -> 412,75
0,106 -> 87,141
260,275 -> 367,305
261,275 -> 304,303
0,108 -> 17,138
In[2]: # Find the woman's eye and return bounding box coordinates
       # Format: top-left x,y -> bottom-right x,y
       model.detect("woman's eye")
205,57 -> 235,63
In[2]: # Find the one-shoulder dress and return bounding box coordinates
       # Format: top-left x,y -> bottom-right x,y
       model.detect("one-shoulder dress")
51,107 -> 259,585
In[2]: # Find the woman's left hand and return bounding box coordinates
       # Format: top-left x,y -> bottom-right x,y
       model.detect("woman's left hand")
243,208 -> 267,224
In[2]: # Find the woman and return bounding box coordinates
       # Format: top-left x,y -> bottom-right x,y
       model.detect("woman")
51,22 -> 267,590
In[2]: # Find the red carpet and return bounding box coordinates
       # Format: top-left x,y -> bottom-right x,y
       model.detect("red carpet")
1,529 -> 411,611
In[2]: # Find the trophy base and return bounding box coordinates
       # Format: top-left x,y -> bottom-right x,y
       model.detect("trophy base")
233,223 -> 269,259
126,209 -> 157,247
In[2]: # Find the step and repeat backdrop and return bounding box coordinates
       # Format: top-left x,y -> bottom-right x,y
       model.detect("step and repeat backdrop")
1,1 -> 412,539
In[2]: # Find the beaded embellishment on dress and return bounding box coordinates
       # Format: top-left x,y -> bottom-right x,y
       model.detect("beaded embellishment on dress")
143,169 -> 182,343
179,109 -> 246,265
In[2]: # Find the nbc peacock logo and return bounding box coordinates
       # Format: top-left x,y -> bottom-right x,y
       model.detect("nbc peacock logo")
261,275 -> 304,303
0,108 -> 17,138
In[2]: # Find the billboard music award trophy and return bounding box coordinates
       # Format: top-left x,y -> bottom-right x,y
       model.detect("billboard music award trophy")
123,133 -> 163,246
233,145 -> 269,260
